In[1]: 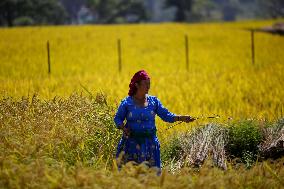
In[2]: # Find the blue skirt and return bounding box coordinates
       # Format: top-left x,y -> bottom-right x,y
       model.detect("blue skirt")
116,134 -> 161,168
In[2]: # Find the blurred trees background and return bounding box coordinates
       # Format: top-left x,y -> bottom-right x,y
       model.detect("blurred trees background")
0,0 -> 68,26
0,0 -> 283,27
85,0 -> 147,23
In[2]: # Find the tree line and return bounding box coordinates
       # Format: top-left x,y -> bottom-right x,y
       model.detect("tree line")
0,0 -> 283,27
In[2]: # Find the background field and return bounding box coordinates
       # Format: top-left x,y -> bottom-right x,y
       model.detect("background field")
1,19 -> 284,123
1,19 -> 284,188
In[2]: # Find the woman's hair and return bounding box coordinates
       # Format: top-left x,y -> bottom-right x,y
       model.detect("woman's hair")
128,70 -> 150,96
129,80 -> 141,96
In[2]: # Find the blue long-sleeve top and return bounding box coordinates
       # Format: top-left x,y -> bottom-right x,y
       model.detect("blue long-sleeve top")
114,95 -> 176,133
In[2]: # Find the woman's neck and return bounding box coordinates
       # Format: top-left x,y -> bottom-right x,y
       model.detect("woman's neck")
133,93 -> 146,100
133,93 -> 148,107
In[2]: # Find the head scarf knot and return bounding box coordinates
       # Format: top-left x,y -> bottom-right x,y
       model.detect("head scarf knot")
128,70 -> 150,96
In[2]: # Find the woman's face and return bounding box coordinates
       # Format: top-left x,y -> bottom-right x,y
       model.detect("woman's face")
136,79 -> 150,95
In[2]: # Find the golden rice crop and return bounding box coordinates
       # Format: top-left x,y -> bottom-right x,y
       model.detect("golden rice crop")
1,19 -> 284,156
1,19 -> 284,188
1,94 -> 284,188
1,19 -> 284,125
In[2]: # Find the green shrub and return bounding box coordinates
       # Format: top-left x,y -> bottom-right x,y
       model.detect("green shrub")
226,120 -> 263,165
161,134 -> 183,165
276,117 -> 284,130
13,16 -> 34,26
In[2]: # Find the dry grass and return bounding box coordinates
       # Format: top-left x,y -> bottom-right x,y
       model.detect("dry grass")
0,93 -> 120,168
1,94 -> 284,188
1,155 -> 284,188
259,118 -> 284,159
179,124 -> 227,170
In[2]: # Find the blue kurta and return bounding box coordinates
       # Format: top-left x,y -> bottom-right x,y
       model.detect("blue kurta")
114,95 -> 176,168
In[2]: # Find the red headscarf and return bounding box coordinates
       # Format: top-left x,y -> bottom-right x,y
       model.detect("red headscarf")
128,70 -> 150,96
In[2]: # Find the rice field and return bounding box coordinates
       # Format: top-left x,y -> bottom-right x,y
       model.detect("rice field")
1,94 -> 284,188
1,19 -> 284,188
1,19 -> 284,120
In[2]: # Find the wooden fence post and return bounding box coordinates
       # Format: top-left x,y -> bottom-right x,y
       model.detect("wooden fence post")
251,30 -> 255,65
47,41 -> 51,74
185,35 -> 189,71
117,39 -> 122,72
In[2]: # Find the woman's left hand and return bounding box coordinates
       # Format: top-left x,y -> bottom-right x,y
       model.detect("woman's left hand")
123,126 -> 131,137
179,115 -> 196,123
185,115 -> 196,123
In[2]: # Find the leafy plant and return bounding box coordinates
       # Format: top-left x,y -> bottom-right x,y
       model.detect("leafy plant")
226,120 -> 263,165
161,134 -> 183,165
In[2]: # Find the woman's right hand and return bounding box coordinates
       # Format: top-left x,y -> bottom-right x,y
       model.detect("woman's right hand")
123,126 -> 130,137
119,124 -> 130,137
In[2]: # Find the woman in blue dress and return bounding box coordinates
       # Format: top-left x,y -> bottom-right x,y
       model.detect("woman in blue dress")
114,70 -> 195,170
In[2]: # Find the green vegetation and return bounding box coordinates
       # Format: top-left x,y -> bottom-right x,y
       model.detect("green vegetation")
0,93 -> 120,169
227,120 -> 263,167
162,119 -> 283,170
1,94 -> 283,188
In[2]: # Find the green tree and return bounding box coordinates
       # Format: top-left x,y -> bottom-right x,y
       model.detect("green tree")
189,0 -> 217,22
0,0 -> 17,26
165,0 -> 193,22
60,0 -> 86,23
257,0 -> 284,18
0,0 -> 68,27
222,0 -> 240,21
86,0 -> 147,23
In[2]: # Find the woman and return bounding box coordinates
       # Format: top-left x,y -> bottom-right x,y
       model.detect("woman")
114,70 -> 195,170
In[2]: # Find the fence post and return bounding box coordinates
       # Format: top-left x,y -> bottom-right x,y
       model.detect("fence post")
251,30 -> 255,65
47,41 -> 51,74
117,39 -> 122,72
185,35 -> 189,71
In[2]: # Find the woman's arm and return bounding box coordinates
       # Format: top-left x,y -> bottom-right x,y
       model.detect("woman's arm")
154,97 -> 196,123
114,99 -> 131,136
155,97 -> 176,123
114,99 -> 127,128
